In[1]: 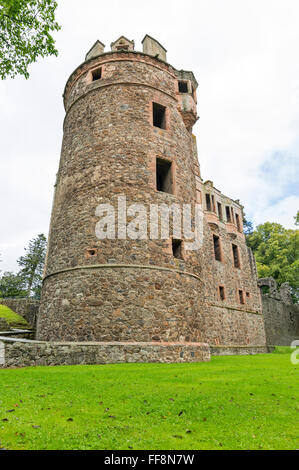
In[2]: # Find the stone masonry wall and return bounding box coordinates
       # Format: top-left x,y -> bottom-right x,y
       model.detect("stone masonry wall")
198,205 -> 266,347
37,267 -> 203,343
0,318 -> 9,331
0,337 -> 210,368
262,296 -> 299,346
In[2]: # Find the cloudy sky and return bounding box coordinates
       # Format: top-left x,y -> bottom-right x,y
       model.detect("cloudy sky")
0,0 -> 298,272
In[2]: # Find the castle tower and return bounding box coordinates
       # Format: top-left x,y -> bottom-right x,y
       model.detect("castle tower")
37,35 -> 266,355
37,36 -> 205,345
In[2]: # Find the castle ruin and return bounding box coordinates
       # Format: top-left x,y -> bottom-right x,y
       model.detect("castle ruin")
35,35 -> 267,361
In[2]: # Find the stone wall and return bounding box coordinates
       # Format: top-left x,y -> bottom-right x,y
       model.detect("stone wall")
262,296 -> 299,346
258,278 -> 299,346
0,337 -> 210,368
0,299 -> 39,328
0,318 -> 9,331
211,345 -> 269,356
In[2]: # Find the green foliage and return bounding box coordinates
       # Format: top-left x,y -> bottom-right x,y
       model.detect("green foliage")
247,221 -> 299,300
17,233 -> 47,298
0,234 -> 47,299
240,206 -> 253,236
0,303 -> 29,327
0,271 -> 27,298
0,354 -> 298,450
0,0 -> 60,79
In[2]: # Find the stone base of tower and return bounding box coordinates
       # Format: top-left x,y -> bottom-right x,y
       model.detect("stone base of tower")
0,339 -> 210,368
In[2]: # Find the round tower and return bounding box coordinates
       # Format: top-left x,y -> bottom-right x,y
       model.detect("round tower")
37,36 -> 204,344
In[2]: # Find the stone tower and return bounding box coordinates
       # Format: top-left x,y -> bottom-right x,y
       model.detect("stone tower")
37,35 -> 205,345
37,35 -> 266,355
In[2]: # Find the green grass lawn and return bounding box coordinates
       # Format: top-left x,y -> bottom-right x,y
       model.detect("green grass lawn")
0,304 -> 29,329
0,350 -> 298,450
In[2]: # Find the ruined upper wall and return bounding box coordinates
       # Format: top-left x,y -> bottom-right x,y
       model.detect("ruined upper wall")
63,35 -> 198,114
142,35 -> 167,62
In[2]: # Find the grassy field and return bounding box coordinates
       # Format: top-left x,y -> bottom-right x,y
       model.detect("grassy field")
0,304 -> 29,328
0,349 -> 298,450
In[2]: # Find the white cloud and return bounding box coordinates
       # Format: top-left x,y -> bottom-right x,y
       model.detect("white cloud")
0,0 -> 298,271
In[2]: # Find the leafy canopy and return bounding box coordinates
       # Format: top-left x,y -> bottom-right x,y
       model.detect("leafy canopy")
0,271 -> 27,298
0,234 -> 47,298
17,233 -> 47,297
0,0 -> 60,79
247,221 -> 299,296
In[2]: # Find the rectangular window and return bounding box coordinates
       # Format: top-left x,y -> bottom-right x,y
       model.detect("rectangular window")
213,235 -> 222,261
206,194 -> 212,211
153,102 -> 167,129
239,290 -> 245,305
178,81 -> 188,93
219,286 -> 225,301
246,292 -> 250,298
217,203 -> 223,220
232,244 -> 240,268
172,239 -> 183,259
236,213 -> 241,231
92,68 -> 102,81
156,158 -> 173,194
226,206 -> 231,222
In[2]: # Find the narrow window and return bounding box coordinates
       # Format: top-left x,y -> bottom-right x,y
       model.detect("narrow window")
226,206 -> 231,222
219,286 -> 225,301
239,290 -> 245,305
236,213 -> 241,231
172,239 -> 183,259
206,194 -> 212,211
153,103 -> 166,129
232,244 -> 240,268
246,292 -> 250,298
217,202 -> 223,220
178,81 -> 188,93
92,68 -> 102,81
156,158 -> 172,194
213,235 -> 222,261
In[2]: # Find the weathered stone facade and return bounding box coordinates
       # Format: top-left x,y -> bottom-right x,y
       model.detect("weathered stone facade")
0,337 -> 210,368
36,36 -> 267,357
0,318 -> 9,331
258,278 -> 299,346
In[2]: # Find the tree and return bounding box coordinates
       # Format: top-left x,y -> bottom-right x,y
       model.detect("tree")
17,233 -> 47,298
0,0 -> 60,79
0,271 -> 27,298
247,220 -> 299,301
